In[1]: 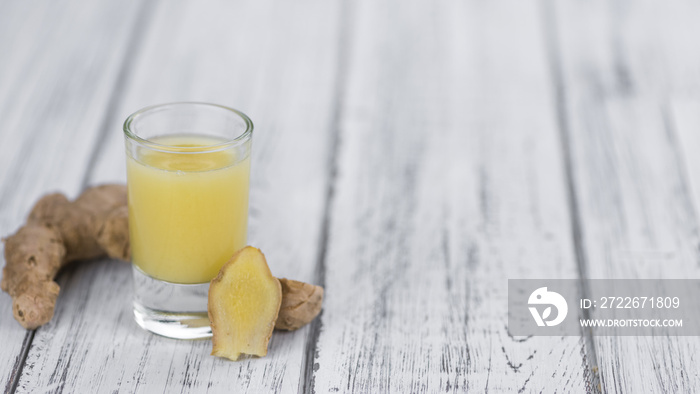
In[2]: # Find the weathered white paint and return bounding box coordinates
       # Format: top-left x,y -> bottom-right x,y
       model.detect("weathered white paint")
672,100 -> 700,213
16,0 -> 342,393
551,0 -> 700,392
311,0 -> 593,392
4,0 -> 700,392
0,0 -> 147,391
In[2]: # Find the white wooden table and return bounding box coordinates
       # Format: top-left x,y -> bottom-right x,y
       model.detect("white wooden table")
1,0 -> 700,392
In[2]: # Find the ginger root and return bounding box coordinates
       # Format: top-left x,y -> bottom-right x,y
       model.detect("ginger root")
2,184 -> 324,342
1,184 -> 129,329
275,278 -> 324,331
208,247 -> 324,361
209,246 -> 282,360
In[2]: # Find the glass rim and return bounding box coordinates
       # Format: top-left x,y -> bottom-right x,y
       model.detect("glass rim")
123,102 -> 254,154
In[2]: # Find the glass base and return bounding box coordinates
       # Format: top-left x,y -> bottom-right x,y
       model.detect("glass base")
132,266 -> 213,339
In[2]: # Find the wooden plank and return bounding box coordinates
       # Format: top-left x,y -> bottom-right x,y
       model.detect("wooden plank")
550,0 -> 700,392
673,99 -> 700,214
310,1 -> 594,392
17,0 -> 342,392
0,0 -> 148,392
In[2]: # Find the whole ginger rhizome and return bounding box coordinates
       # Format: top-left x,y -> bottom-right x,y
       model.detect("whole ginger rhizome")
1,186 -> 323,360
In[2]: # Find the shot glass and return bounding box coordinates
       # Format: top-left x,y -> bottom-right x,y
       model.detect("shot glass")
123,102 -> 253,339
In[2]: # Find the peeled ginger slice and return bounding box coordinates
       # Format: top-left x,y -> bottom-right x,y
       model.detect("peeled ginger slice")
208,247 -> 282,360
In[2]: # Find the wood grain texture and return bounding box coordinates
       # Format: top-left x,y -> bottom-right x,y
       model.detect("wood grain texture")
0,0 -> 147,392
6,0 -> 700,392
673,99 -> 700,215
310,0 -> 594,392
549,0 -> 700,392
16,0 -> 342,393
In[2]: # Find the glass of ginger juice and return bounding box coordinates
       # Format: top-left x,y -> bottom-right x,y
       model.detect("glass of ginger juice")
123,102 -> 253,339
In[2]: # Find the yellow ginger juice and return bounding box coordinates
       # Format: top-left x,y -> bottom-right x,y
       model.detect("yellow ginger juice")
126,135 -> 250,284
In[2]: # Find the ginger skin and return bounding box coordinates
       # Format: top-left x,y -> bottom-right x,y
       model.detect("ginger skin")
1,184 -> 129,329
276,278 -> 324,331
1,184 -> 323,338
